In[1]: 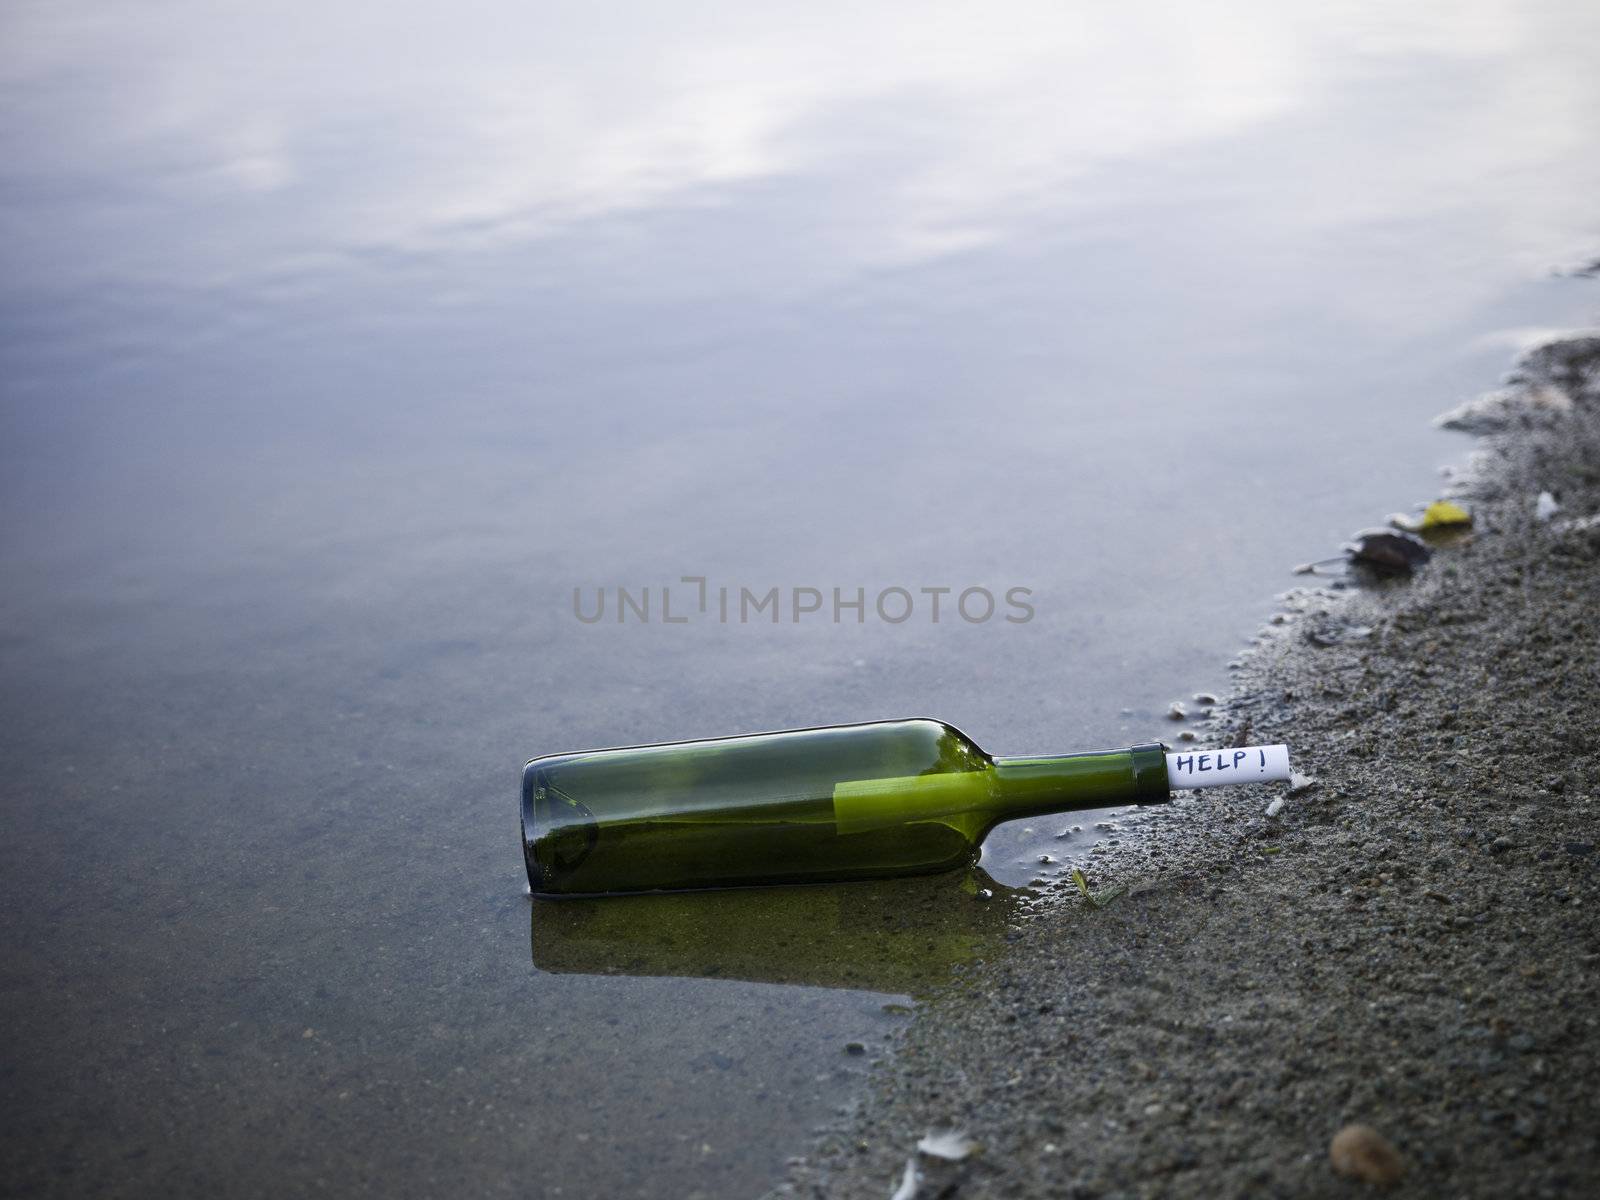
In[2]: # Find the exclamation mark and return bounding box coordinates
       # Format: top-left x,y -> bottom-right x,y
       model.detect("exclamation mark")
1258,749 -> 1266,773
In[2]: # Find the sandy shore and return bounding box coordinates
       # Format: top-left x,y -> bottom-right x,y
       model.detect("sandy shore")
772,335 -> 1600,1199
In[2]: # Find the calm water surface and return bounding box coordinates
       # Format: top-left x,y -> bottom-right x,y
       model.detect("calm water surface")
2,1 -> 1598,1195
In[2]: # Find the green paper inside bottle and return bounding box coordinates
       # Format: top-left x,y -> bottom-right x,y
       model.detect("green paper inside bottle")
522,718 -> 1170,896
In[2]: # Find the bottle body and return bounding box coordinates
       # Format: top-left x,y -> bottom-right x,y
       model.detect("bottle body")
522,718 -> 1169,896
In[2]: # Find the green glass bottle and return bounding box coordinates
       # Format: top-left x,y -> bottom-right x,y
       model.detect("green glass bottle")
521,718 -> 1174,896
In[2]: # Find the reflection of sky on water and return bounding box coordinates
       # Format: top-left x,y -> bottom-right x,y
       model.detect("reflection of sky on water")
3,0 -> 1598,294
1,2 -> 1598,1196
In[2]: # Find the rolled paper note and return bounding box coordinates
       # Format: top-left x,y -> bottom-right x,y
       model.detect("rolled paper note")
1166,744 -> 1291,789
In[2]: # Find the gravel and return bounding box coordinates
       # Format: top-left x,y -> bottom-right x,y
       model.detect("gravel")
770,335 -> 1600,1199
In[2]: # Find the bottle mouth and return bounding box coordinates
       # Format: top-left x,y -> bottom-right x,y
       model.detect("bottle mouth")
1128,741 -> 1172,800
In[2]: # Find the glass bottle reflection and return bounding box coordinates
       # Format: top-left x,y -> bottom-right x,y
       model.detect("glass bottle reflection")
530,868 -> 1025,996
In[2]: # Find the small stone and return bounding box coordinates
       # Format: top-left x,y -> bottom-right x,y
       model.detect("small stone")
1345,529 -> 1431,574
1490,836 -> 1514,855
1178,730 -> 1197,742
974,888 -> 993,902
1330,1124 -> 1405,1187
1194,693 -> 1218,705
844,1042 -> 866,1055
1167,703 -> 1187,720
917,1130 -> 978,1160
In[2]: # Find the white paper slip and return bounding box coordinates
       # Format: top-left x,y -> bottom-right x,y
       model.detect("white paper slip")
1166,744 -> 1291,789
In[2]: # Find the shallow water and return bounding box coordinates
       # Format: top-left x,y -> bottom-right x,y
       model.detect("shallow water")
2,1 -> 1598,1194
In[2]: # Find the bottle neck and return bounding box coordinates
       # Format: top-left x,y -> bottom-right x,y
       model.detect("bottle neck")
988,742 -> 1169,822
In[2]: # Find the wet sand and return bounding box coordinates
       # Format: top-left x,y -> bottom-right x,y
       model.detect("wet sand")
772,335 -> 1600,1198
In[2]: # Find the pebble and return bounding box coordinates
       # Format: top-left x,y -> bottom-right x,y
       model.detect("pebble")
1345,528 -> 1432,573
1329,1124 -> 1405,1187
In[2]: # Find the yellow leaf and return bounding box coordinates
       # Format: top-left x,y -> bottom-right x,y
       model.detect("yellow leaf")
1419,500 -> 1471,530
